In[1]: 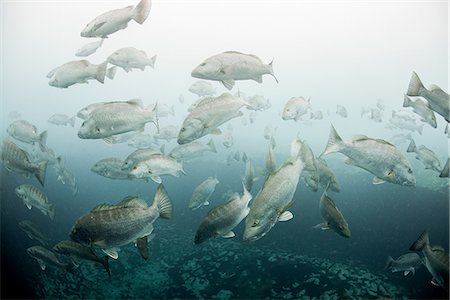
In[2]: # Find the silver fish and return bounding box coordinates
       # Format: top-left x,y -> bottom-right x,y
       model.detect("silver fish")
7,120 -> 47,151
361,107 -> 382,123
336,105 -> 348,118
91,157 -> 131,180
388,114 -> 423,135
245,95 -> 271,111
1,140 -> 48,186
439,158 -> 449,178
188,80 -> 216,97
314,191 -> 350,238
47,60 -> 108,88
191,51 -> 278,90
122,147 -> 162,171
310,110 -> 323,120
54,156 -> 78,196
153,125 -> 178,142
282,97 -> 311,121
403,95 -> 437,128
222,132 -> 233,148
189,177 -> 219,210
80,0 -> 151,38
128,154 -> 185,183
70,184 -> 172,260
316,158 -> 340,192
48,114 -> 76,127
407,139 -> 442,173
170,140 -> 216,162
27,246 -> 75,273
384,253 -> 423,276
15,184 -> 55,220
75,39 -> 104,57
243,159 -> 255,193
107,47 -> 156,72
19,220 -> 52,248
322,125 -> 416,186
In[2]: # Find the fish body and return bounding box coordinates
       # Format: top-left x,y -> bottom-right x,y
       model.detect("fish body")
1,140 -> 48,186
91,157 -> 131,180
108,47 -> 156,72
47,60 -> 108,88
188,80 -> 216,97
27,246 -> 74,273
78,99 -> 157,140
246,95 -> 271,111
128,154 -> 184,183
15,184 -> 55,220
153,125 -> 178,142
191,51 -> 278,90
70,184 -> 172,259
390,133 -> 412,145
407,72 -> 450,122
195,186 -> 252,244
222,132 -> 233,148
322,125 -> 416,186
54,156 -> 78,196
122,147 -> 162,171
316,158 -> 340,192
403,95 -> 437,128
282,97 -> 311,121
75,39 -> 104,57
388,115 -> 423,135
336,105 -> 348,118
48,114 -> 76,127
189,177 -> 219,210
406,139 -> 442,172
80,0 -> 151,38
7,120 -> 47,151
77,102 -> 107,120
19,220 -> 52,247
169,139 -> 216,161
177,93 -> 247,144
361,107 -> 382,123
385,253 -> 423,276
314,192 -> 350,238
410,230 -> 449,290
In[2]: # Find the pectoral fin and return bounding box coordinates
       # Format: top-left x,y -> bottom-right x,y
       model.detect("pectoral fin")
137,236 -> 149,260
151,176 -> 162,184
221,79 -> 235,90
92,21 -> 107,32
37,259 -> 46,270
372,177 -> 386,185
221,231 -> 235,238
102,248 -> 119,260
313,222 -> 330,230
278,211 -> 293,222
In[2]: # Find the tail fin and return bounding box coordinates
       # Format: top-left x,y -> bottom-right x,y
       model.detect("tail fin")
207,139 -> 216,153
403,95 -> 413,108
148,55 -> 157,69
35,160 -> 48,186
321,124 -> 344,156
384,256 -> 394,270
267,58 -> 279,83
153,184 -> 172,219
439,158 -> 449,178
69,116 -> 76,127
133,0 -> 152,24
102,256 -> 111,276
95,61 -> 108,84
406,139 -> 416,152
106,66 -> 117,80
38,130 -> 48,152
298,140 -> 317,174
407,71 -> 426,97
409,230 -> 430,252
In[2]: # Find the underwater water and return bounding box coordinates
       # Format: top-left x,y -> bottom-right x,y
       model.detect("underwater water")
1,0 -> 449,299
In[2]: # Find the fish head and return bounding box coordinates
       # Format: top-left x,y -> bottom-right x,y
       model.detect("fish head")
107,51 -> 123,65
191,59 -> 223,80
128,163 -> 149,178
387,163 -> 416,186
26,246 -> 40,258
337,223 -> 351,238
70,222 -> 92,246
48,77 -> 62,88
78,120 -> 104,139
425,113 -> 437,128
80,19 -> 101,37
243,214 -> 273,242
177,118 -> 204,144
14,185 -> 26,198
282,103 -> 297,120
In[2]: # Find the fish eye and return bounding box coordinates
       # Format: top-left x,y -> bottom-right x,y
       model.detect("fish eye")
252,220 -> 259,227
408,168 -> 412,174
200,63 -> 206,66
96,128 -> 100,132
180,128 -> 186,132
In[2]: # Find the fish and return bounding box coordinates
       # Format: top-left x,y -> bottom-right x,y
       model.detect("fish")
245,95 -> 271,111
7,120 -> 48,151
388,115 -> 424,135
122,147 -> 163,171
313,191 -> 350,238
149,102 -> 175,118
78,99 -> 157,140
222,132 -> 233,148
336,105 -> 348,118
439,158 -> 449,178
80,0 -> 152,38
406,139 -> 442,173
1,140 -> 48,186
77,102 -> 107,120
409,230 -> 449,290
407,71 -> 450,122
384,253 -> 423,276
243,159 -> 256,193
361,107 -> 382,123
297,141 -> 319,192
178,94 -> 185,104
54,156 -> 78,196
91,157 -> 131,180
178,93 -> 248,144
389,133 -> 412,146
403,95 -> 437,128
70,184 -> 172,260
48,114 -> 76,127
391,109 -> 417,122
107,47 -> 156,72
191,51 -> 278,90
47,60 -> 108,88
316,158 -> 341,192
75,38 -> 104,57
128,154 -> 185,183
243,138 -> 315,241
53,240 -> 110,276
310,110 -> 323,120
189,177 -> 219,210
188,80 -> 216,97
153,125 -> 179,142
27,246 -> 75,273
194,184 -> 252,244
376,99 -> 385,111
322,125 -> 416,186
15,184 -> 55,220
19,220 -> 52,248
282,97 -> 311,121
127,133 -> 157,149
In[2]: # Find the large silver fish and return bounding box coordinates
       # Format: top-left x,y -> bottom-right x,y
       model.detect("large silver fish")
1,140 -> 48,186
409,230 -> 449,290
407,71 -> 450,122
70,184 -> 172,260
406,139 -> 442,173
282,97 -> 311,121
243,139 -> 314,241
191,51 -> 278,90
322,125 -> 416,186
81,0 -> 152,38
47,60 -> 108,88
403,95 -> 437,128
314,191 -> 350,238
108,47 -> 156,72
122,147 -> 162,171
384,253 -> 423,276
189,177 -> 219,210
15,184 -> 55,220
128,154 -> 185,184
195,185 -> 252,244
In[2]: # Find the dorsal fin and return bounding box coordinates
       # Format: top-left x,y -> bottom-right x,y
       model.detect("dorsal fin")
91,203 -> 116,212
127,99 -> 144,107
351,134 -> 369,141
118,196 -> 147,208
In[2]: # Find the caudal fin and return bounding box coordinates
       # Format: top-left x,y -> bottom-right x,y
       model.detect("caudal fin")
406,139 -> 416,153
407,71 -> 426,97
148,55 -> 157,69
106,66 -> 117,80
403,94 -> 413,108
439,158 -> 449,178
153,184 -> 172,219
409,230 -> 430,252
267,58 -> 279,83
321,124 -> 344,156
35,160 -> 48,186
95,61 -> 108,84
38,131 -> 48,152
133,0 -> 152,24
384,256 -> 394,270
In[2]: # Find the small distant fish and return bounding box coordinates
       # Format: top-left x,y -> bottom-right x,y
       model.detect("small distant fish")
322,125 -> 416,186
54,156 -> 78,196
376,99 -> 385,111
75,39 -> 104,57
15,184 -> 55,220
128,154 -> 185,183
1,140 -> 48,186
70,184 -> 172,260
80,0 -> 152,38
27,246 -> 75,273
263,125 -> 276,141
282,97 -> 311,121
407,139 -> 442,173
403,95 -> 437,128
390,133 -> 412,146
195,185 -> 252,244
407,71 -> 450,123
409,230 -> 449,290
189,177 -> 219,210
91,157 -> 131,180
222,132 -> 233,148
385,253 -> 423,276
245,95 -> 271,111
47,60 -> 108,88
336,105 -> 348,118
314,191 -> 350,238
388,114 -> 423,135
392,109 -> 417,122
233,151 -> 241,162
48,114 -> 76,127
122,147 -> 162,171
154,125 -> 178,142
127,133 -> 157,149
7,120 -> 48,151
439,158 -> 449,178
19,220 -> 52,248
108,47 -> 156,72
243,159 -> 255,193
191,51 -> 278,90
361,107 -> 382,123
169,139 -> 216,162
188,80 -> 216,97
316,158 -> 340,192
178,94 -> 185,104
310,110 -> 323,120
